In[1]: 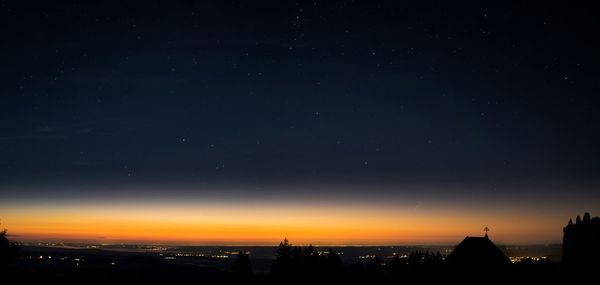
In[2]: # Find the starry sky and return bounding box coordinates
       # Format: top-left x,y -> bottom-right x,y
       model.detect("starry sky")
1,1 -> 599,244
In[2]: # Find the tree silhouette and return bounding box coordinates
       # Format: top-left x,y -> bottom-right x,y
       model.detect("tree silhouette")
271,238 -> 293,276
0,222 -> 19,265
366,255 -> 383,277
407,251 -> 424,265
231,251 -> 252,277
562,212 -> 600,267
385,253 -> 405,277
270,238 -> 346,280
325,249 -> 342,269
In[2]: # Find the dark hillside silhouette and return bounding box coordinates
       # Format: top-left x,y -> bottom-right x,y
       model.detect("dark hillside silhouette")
562,212 -> 600,267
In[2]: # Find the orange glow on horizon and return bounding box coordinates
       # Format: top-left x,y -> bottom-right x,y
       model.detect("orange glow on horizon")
0,200 -> 564,245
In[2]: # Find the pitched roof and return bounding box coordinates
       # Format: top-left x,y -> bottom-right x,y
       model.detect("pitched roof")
446,235 -> 511,267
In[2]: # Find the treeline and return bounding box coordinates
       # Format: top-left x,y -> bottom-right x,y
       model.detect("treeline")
270,238 -> 343,278
230,238 -> 447,282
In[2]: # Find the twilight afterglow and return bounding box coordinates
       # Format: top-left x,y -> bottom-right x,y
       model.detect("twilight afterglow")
1,184 -> 595,245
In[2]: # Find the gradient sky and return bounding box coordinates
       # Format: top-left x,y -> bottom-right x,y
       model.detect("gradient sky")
1,1 -> 599,245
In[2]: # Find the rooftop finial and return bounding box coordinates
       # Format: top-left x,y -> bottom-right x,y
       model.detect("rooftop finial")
484,226 -> 490,238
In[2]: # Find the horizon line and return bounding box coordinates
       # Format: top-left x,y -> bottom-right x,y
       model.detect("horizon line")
16,239 -> 562,247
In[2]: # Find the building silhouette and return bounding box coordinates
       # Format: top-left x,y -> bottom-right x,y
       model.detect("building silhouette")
446,230 -> 511,268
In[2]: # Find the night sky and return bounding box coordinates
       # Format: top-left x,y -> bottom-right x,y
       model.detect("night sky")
1,1 -> 599,244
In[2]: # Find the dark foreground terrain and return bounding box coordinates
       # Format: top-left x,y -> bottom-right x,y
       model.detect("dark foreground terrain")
0,243 -> 586,284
